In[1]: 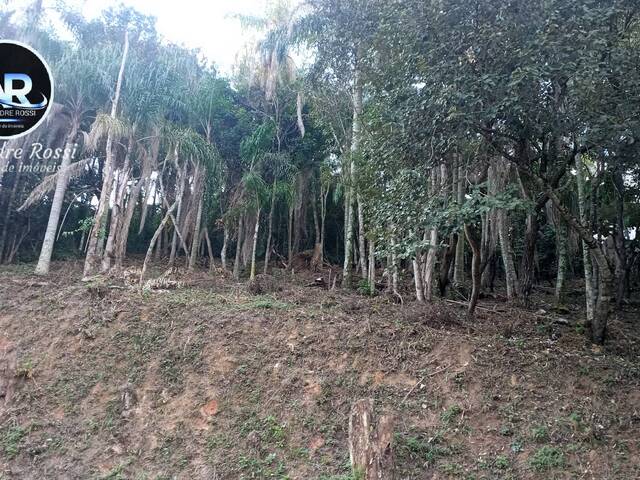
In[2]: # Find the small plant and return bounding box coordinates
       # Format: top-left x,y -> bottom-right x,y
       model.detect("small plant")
1,426 -> 27,459
530,446 -> 564,471
16,359 -> 35,379
494,455 -> 509,469
510,439 -> 524,453
441,404 -> 462,424
531,425 -> 548,443
357,279 -> 375,296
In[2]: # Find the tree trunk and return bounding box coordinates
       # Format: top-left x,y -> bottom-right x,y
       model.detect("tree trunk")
368,238 -> 376,295
264,181 -> 276,274
83,29 -> 130,278
357,195 -> 367,279
102,134 -> 133,273
413,251 -> 425,303
114,173 -> 147,272
555,220 -> 569,306
287,206 -> 294,268
221,224 -> 229,270
453,166 -> 465,285
204,228 -> 215,272
311,183 -> 323,271
613,165 -> 627,308
519,210 -> 539,303
169,159 -> 188,267
497,208 -> 519,301
33,123 -> 79,274
188,168 -> 204,272
465,224 -> 481,318
140,200 -> 178,287
250,208 -> 261,281
343,55 -> 362,288
575,154 -> 595,321
438,234 -> 457,297
348,399 -> 395,480
233,215 -> 244,280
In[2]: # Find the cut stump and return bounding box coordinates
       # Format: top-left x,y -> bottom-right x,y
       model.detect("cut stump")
348,398 -> 395,479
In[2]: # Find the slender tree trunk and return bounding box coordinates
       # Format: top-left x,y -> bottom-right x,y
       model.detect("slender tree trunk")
497,209 -> 519,300
169,160 -> 187,267
390,233 -> 399,295
33,123 -> 79,274
221,224 -> 229,270
140,200 -> 178,287
188,168 -> 204,272
204,228 -> 215,272
424,168 -> 443,301
368,238 -> 376,295
613,166 -> 627,308
287,206 -> 294,268
311,184 -> 322,271
357,196 -> 367,279
465,224 -> 481,318
114,173 -> 147,271
413,251 -> 425,303
343,55 -> 362,288
519,210 -> 540,303
264,182 -> 276,274
250,208 -> 261,281
453,166 -> 465,285
576,154 -> 595,321
438,234 -> 457,297
555,220 -> 569,306
233,215 -> 244,280
83,29 -> 130,278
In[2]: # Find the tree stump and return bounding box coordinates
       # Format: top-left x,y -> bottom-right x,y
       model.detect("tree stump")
348,398 -> 395,479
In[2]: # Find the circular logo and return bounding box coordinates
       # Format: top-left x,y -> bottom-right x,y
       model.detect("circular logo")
0,40 -> 54,139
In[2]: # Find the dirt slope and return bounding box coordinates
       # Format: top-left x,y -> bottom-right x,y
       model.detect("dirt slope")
0,262 -> 638,479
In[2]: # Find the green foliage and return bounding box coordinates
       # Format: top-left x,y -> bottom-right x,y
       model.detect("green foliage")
1,426 -> 27,459
530,446 -> 565,471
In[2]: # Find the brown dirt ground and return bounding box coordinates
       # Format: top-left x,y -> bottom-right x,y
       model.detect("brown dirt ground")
0,261 -> 638,480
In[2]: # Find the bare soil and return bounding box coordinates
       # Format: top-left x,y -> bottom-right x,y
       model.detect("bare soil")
0,261 -> 638,479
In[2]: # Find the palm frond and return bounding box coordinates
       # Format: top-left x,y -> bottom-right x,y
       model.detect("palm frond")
18,157 -> 93,211
86,113 -> 130,152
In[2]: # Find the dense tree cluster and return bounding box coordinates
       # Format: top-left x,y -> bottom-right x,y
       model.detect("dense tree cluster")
1,0 -> 639,345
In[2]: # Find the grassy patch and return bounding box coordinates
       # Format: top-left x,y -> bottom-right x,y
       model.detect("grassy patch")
440,404 -> 462,424
1,425 -> 27,459
530,446 -> 565,471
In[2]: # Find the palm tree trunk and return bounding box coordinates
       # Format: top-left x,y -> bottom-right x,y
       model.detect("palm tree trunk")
233,215 -> 244,280
83,29 -> 130,278
35,122 -> 80,275
264,181 -> 276,274
250,208 -> 261,280
140,200 -> 178,287
204,228 -> 215,272
188,167 -> 204,272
